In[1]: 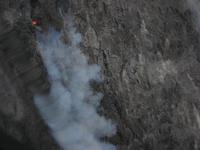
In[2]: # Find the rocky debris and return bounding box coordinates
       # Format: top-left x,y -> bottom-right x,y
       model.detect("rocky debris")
0,0 -> 60,149
70,0 -> 200,149
0,0 -> 200,150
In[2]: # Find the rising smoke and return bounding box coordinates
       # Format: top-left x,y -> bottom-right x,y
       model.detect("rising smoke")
187,0 -> 200,132
187,0 -> 200,31
34,21 -> 116,150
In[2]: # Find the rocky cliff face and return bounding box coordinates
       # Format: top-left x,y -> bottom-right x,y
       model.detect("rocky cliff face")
0,0 -> 59,149
0,0 -> 200,150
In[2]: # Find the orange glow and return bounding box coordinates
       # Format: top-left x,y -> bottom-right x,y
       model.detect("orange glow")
32,19 -> 40,26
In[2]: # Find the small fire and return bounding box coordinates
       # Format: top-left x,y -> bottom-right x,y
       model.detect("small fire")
32,19 -> 40,26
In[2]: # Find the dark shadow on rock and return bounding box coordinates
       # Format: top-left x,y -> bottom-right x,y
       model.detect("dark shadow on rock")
0,129 -> 33,150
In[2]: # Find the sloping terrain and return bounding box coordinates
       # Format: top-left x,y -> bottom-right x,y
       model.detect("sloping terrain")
0,0 -> 200,150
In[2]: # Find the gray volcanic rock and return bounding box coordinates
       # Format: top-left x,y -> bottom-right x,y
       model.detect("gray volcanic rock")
0,0 -> 200,150
70,0 -> 200,149
0,0 -> 59,149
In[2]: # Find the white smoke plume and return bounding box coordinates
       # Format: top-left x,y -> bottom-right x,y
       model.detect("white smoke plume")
187,0 -> 200,133
187,0 -> 200,31
34,22 -> 116,150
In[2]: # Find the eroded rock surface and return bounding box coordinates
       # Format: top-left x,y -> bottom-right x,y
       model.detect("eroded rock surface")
69,1 -> 200,149
0,0 -> 200,150
0,0 -> 59,149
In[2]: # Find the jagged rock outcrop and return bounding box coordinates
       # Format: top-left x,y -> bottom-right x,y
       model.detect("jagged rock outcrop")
70,1 -> 200,149
0,0 -> 200,150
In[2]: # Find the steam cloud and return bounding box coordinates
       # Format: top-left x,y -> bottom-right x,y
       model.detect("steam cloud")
34,22 -> 116,150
